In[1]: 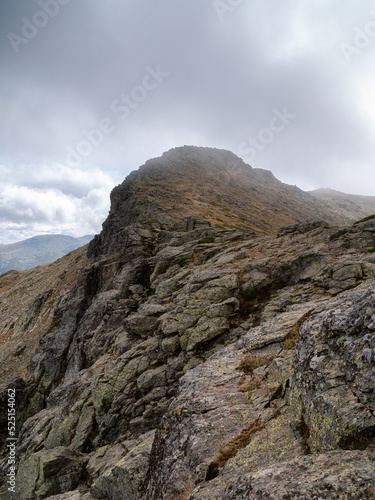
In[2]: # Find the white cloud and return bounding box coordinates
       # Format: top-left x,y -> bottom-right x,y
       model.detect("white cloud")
0,163 -> 114,243
1,0 -> 375,243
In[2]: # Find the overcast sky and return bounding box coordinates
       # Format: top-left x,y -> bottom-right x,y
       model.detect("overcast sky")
1,0 -> 375,244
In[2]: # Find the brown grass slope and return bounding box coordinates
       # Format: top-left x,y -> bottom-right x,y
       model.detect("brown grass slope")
111,146 -> 352,235
0,246 -> 88,385
310,188 -> 375,223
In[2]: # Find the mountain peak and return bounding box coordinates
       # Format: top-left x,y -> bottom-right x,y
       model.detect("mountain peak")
99,147 -> 348,255
146,145 -> 252,169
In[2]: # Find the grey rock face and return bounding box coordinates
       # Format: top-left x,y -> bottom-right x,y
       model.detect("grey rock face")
217,451 -> 375,499
16,447 -> 86,499
2,149 -> 375,498
90,431 -> 155,500
145,285 -> 375,499
4,215 -> 375,499
290,283 -> 375,453
3,214 -> 375,499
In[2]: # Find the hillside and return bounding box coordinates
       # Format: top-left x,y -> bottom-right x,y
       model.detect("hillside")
0,234 -> 93,274
0,147 -> 374,499
0,246 -> 88,385
310,187 -> 375,222
98,147 -> 352,240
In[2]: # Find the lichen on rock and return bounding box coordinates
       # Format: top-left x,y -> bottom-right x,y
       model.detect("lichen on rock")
1,148 -> 375,499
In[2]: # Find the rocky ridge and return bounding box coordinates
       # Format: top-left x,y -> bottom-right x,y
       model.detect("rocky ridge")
94,146 -> 351,240
0,147 -> 374,499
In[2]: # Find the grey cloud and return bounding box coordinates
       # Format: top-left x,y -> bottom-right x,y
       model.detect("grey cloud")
1,0 -> 375,242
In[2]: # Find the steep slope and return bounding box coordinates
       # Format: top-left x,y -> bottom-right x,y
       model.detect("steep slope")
0,246 -> 88,385
0,147 -> 374,499
0,234 -> 93,274
96,146 -> 350,241
310,187 -> 375,223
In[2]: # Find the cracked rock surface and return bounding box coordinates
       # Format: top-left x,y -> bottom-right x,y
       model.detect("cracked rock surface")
0,147 -> 375,499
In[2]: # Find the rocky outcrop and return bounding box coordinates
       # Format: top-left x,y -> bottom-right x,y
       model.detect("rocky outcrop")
0,246 -> 88,386
0,147 -> 375,499
89,146 -> 352,243
145,282 -> 375,499
290,283 -> 375,454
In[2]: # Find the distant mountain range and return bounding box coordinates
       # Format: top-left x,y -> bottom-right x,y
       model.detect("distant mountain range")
0,234 -> 94,274
309,188 -> 375,222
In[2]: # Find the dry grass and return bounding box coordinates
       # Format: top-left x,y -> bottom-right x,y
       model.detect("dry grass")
237,354 -> 274,375
0,246 -> 88,384
137,151 -> 336,237
280,310 -> 313,350
238,377 -> 260,394
206,418 -> 264,480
